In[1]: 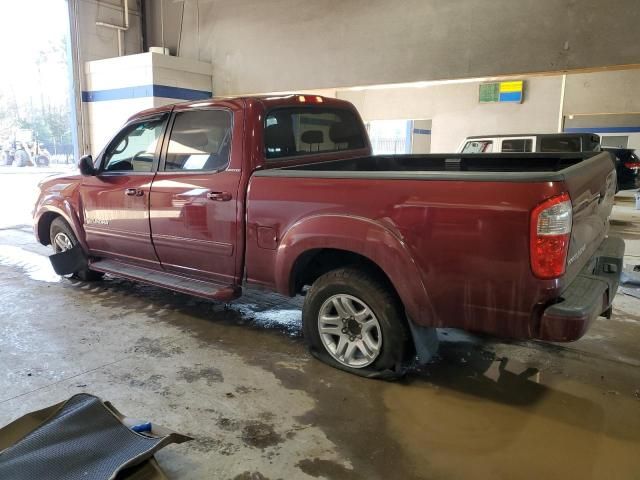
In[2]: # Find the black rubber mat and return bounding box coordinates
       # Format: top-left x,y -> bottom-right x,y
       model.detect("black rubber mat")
0,394 -> 187,480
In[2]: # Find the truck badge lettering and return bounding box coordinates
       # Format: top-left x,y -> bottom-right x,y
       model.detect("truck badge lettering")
86,218 -> 109,226
567,244 -> 586,265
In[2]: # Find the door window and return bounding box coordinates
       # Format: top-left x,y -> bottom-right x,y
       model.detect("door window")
500,138 -> 533,152
539,136 -> 581,152
462,140 -> 493,153
164,110 -> 232,171
102,116 -> 167,172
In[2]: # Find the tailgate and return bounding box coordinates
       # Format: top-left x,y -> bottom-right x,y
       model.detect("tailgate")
562,152 -> 617,282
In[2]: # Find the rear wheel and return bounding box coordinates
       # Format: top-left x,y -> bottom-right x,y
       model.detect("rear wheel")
49,218 -> 103,281
302,267 -> 409,375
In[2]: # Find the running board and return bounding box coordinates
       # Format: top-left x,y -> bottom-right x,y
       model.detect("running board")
89,259 -> 241,301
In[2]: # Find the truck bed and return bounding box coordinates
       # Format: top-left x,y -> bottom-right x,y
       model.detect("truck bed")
248,150 -> 616,339
257,152 -> 611,182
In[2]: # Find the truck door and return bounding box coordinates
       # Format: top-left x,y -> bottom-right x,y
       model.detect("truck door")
80,114 -> 168,267
149,105 -> 242,285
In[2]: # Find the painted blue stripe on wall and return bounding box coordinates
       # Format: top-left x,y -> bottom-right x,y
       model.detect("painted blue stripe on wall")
564,126 -> 640,134
81,84 -> 212,102
413,128 -> 431,135
82,85 -> 152,102
152,85 -> 212,100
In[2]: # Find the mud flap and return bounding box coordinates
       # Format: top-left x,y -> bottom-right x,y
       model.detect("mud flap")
49,244 -> 86,275
408,323 -> 439,366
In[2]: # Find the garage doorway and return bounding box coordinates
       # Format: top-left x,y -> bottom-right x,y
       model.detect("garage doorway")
0,0 -> 77,229
366,120 -> 413,154
0,0 -> 76,166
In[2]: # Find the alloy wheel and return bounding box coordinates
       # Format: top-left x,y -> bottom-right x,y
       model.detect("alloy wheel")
53,232 -> 73,253
317,294 -> 382,368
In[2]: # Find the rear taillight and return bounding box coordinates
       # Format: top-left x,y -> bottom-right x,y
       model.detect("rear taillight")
624,162 -> 640,169
530,192 -> 572,279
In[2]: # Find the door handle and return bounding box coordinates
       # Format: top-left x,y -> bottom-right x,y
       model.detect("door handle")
207,191 -> 232,201
125,188 -> 144,197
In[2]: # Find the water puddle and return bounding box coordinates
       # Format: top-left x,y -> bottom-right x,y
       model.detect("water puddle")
382,336 -> 640,479
230,303 -> 302,336
0,245 -> 59,282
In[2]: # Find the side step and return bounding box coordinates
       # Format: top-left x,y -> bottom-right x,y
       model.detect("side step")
89,259 -> 241,301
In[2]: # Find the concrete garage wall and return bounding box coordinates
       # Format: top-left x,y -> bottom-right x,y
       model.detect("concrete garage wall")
335,68 -> 640,152
69,0 -> 144,155
339,76 -> 563,152
564,69 -> 640,115
84,53 -> 213,155
563,69 -> 640,149
75,0 -> 143,61
144,0 -> 640,96
143,0 -> 183,55
412,120 -> 432,154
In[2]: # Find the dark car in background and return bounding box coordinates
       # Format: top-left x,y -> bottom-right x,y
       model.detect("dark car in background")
602,147 -> 640,191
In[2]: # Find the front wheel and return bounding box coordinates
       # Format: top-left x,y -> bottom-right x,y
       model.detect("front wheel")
49,218 -> 103,281
302,267 -> 409,376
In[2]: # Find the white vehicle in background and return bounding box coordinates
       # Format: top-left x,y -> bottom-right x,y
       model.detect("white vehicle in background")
458,133 -> 601,153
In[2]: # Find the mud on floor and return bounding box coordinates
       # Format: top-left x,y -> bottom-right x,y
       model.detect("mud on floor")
1,215 -> 640,479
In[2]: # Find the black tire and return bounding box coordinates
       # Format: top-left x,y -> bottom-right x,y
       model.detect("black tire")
49,217 -> 103,281
302,267 -> 410,376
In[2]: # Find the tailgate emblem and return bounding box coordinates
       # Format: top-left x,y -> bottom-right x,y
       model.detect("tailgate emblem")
567,244 -> 586,265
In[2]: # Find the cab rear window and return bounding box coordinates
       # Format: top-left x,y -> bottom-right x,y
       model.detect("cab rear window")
265,108 -> 365,160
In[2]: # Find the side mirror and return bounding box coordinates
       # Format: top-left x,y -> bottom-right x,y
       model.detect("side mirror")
79,155 -> 96,176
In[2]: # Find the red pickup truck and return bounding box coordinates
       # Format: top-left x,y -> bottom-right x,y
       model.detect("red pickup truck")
34,95 -> 624,377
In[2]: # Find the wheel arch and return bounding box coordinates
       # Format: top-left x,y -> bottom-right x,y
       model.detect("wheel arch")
34,202 -> 87,252
36,211 -> 61,246
290,248 -> 398,298
274,214 -> 433,326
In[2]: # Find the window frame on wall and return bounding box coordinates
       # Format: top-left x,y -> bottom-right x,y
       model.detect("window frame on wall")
366,119 -> 414,155
600,136 -> 629,149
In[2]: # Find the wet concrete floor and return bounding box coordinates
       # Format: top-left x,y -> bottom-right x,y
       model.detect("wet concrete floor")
1,169 -> 639,479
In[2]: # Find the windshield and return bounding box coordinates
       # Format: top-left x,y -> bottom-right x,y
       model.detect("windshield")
462,140 -> 493,153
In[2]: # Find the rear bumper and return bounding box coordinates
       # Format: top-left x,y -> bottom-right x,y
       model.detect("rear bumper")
537,235 -> 625,342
